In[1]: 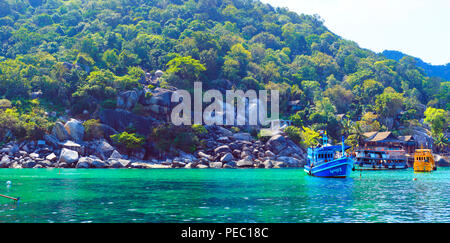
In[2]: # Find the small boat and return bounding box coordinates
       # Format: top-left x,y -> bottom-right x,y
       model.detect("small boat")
413,148 -> 436,172
353,148 -> 407,170
304,132 -> 354,178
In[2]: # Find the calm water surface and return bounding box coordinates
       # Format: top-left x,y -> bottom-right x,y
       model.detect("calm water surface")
0,168 -> 449,223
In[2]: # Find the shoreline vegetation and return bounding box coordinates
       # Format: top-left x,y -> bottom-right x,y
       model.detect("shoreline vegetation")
0,0 -> 448,169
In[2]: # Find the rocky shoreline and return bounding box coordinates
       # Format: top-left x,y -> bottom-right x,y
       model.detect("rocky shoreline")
0,118 -> 308,169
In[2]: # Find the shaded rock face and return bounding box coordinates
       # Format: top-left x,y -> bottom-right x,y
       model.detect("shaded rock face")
109,150 -> 122,160
76,157 -> 91,168
91,159 -> 109,168
52,122 -> 70,141
232,133 -> 252,141
96,140 -> 115,159
435,155 -> 450,167
99,109 -> 155,135
64,119 -> 85,142
117,90 -> 139,111
139,88 -> 172,107
87,123 -> 117,141
266,135 -> 288,154
108,159 -> 130,168
44,134 -> 59,147
138,88 -> 173,118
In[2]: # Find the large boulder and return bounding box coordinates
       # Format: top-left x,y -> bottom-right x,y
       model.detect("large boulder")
276,156 -> 303,167
85,123 -> 117,141
59,148 -> 79,164
266,135 -> 288,154
96,140 -> 115,159
22,160 -> 37,168
139,88 -> 173,107
209,162 -> 223,168
216,126 -> 233,137
236,158 -> 254,168
46,153 -> 57,162
76,157 -> 91,168
0,155 -> 11,168
109,150 -> 122,160
64,119 -> 85,142
435,155 -> 450,167
214,145 -> 232,154
220,153 -> 234,163
52,122 -> 71,141
108,159 -> 130,168
117,90 -> 139,111
91,159 -> 109,168
232,133 -> 252,141
44,134 -> 59,148
60,140 -> 83,153
99,109 -> 156,136
155,70 -> 164,78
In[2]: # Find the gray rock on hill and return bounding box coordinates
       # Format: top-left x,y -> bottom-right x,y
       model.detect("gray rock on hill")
266,135 -> 288,154
117,90 -> 139,111
64,119 -> 85,142
52,122 -> 70,141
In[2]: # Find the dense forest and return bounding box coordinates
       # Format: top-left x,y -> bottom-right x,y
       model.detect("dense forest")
382,50 -> 450,82
0,0 -> 448,151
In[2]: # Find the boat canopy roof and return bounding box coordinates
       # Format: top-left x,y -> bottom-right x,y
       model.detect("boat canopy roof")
312,145 -> 351,152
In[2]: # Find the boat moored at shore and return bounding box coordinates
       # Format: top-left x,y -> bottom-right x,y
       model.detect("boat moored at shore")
353,148 -> 408,170
413,148 -> 436,172
304,132 -> 354,178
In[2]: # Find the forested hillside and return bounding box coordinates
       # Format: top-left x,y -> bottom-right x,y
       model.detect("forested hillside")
382,50 -> 450,81
0,0 -> 448,149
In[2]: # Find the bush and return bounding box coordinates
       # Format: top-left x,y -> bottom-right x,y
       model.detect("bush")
174,132 -> 199,153
150,125 -> 200,153
0,107 -> 52,142
230,126 -> 240,133
284,126 -> 302,144
83,119 -> 102,140
0,99 -> 12,109
191,124 -> 208,136
110,132 -> 145,151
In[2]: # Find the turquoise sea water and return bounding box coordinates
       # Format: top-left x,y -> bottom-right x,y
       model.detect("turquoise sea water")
0,168 -> 449,223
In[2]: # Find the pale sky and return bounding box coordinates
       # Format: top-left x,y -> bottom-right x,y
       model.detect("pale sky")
261,0 -> 450,65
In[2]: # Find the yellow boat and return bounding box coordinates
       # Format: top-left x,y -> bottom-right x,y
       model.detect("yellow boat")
413,148 -> 436,172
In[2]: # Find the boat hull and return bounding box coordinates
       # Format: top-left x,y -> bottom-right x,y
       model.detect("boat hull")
413,161 -> 435,172
353,163 -> 407,171
304,157 -> 354,178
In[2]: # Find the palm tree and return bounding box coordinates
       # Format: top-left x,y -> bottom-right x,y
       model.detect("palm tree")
350,122 -> 366,148
339,115 -> 353,137
433,133 -> 448,153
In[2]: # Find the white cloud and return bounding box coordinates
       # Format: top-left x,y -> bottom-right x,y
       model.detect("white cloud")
261,0 -> 450,65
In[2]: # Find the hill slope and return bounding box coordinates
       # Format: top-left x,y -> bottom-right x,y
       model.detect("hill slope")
382,50 -> 450,81
0,0 -> 448,146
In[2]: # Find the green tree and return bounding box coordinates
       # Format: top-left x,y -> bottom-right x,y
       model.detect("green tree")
163,56 -> 206,90
424,107 -> 448,135
374,87 -> 405,121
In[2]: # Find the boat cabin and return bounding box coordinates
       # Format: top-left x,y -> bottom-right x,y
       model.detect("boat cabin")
308,145 -> 350,166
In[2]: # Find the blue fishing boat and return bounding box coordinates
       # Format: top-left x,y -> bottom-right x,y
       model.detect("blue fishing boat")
304,132 -> 354,178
